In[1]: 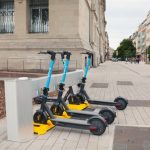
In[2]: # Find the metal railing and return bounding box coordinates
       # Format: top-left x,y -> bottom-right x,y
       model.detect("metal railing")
0,58 -> 79,73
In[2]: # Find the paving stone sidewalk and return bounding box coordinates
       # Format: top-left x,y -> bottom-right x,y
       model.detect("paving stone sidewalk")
0,61 -> 150,150
86,61 -> 150,102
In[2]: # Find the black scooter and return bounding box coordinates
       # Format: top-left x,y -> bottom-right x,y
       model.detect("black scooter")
64,52 -> 128,110
33,51 -> 107,135
46,52 -> 116,125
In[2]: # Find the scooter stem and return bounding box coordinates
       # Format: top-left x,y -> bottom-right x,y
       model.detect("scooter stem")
60,52 -> 71,84
83,53 -> 92,79
39,51 -> 56,96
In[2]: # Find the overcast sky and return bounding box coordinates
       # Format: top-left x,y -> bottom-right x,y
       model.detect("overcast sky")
105,0 -> 150,49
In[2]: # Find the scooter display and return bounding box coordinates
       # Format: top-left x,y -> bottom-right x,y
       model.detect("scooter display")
33,51 -> 107,136
64,52 -> 128,111
49,52 -> 116,124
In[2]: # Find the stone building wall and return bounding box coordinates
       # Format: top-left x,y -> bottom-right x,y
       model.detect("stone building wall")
0,0 -> 107,70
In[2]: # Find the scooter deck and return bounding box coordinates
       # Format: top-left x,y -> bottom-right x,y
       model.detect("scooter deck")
68,102 -> 89,110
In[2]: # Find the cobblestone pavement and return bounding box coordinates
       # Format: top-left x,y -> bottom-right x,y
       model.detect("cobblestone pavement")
0,61 -> 150,150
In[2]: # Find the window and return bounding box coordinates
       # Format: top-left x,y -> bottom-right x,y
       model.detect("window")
29,0 -> 48,33
0,0 -> 14,33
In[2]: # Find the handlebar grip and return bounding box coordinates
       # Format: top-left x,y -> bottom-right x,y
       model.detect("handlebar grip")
38,52 -> 48,54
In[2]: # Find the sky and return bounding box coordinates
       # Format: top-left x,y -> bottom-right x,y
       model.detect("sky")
105,0 -> 150,49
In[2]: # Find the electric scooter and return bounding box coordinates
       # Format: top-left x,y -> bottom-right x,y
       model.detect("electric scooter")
64,52 -> 128,111
46,51 -> 116,125
33,51 -> 107,135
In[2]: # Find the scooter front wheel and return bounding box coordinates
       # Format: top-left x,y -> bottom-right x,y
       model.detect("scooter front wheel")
100,108 -> 116,124
114,97 -> 128,110
88,117 -> 107,136
33,111 -> 48,124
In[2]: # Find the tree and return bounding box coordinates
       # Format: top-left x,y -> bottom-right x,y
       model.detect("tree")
147,46 -> 150,61
116,39 -> 136,60
112,51 -> 117,58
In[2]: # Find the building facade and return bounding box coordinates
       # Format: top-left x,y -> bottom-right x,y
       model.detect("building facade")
104,32 -> 109,60
108,47 -> 114,60
0,0 -> 108,71
131,10 -> 150,62
138,20 -> 147,61
146,11 -> 150,49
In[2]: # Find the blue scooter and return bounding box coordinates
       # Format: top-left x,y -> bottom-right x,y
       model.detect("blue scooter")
33,51 -> 107,135
64,52 -> 128,110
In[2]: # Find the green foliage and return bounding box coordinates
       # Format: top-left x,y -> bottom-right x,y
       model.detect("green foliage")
112,51 -> 117,58
147,46 -> 150,61
116,39 -> 136,60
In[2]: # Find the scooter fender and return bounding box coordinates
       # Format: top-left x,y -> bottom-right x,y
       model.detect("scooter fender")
87,116 -> 108,127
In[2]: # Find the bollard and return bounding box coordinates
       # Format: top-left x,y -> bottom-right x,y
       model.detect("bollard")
5,77 -> 33,142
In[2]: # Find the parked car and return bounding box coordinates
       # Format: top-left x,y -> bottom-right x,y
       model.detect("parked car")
111,58 -> 118,62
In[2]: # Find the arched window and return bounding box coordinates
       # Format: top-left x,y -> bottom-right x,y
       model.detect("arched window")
0,0 -> 14,33
29,0 -> 48,33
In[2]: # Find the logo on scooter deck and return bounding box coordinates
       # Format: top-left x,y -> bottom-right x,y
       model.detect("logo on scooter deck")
55,111 -> 71,119
33,120 -> 55,135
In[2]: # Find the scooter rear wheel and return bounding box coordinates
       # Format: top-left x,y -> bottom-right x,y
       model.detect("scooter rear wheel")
88,118 -> 106,136
33,111 -> 48,124
76,94 -> 86,103
114,97 -> 128,110
68,95 -> 81,105
100,108 -> 116,124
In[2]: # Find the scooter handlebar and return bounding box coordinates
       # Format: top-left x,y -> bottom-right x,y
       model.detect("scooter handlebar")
38,51 -> 56,60
38,51 -> 56,55
57,51 -> 71,60
38,51 -> 71,60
